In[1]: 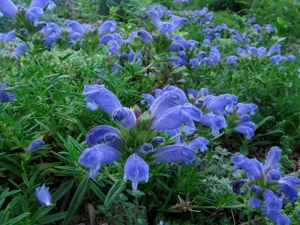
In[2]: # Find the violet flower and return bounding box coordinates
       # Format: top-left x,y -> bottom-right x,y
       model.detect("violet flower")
0,0 -> 17,18
28,140 -> 45,152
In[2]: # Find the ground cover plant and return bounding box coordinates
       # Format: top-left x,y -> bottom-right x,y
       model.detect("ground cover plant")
0,0 -> 299,224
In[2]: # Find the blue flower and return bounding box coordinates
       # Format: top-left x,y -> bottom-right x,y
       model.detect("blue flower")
25,7 -> 44,26
124,154 -> 149,192
226,55 -> 237,65
137,30 -> 153,43
187,137 -> 209,153
98,20 -> 116,35
35,184 -> 52,206
86,125 -> 121,148
153,144 -> 196,164
42,22 -> 61,37
0,0 -> 17,18
28,140 -> 45,152
82,85 -> 122,113
79,144 -> 120,179
0,82 -> 16,103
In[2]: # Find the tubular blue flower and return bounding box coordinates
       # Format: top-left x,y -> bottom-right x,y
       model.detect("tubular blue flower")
250,197 -> 262,208
124,153 -> 149,192
14,43 -> 27,57
0,82 -> 16,103
28,140 -> 45,152
199,113 -> 227,136
0,0 -> 17,18
30,0 -> 52,9
151,104 -> 202,132
25,7 -> 44,26
264,146 -> 281,170
270,55 -> 282,65
231,155 -> 262,178
226,55 -> 237,65
126,31 -> 137,43
267,44 -> 281,56
204,94 -> 238,112
169,42 -> 185,52
79,144 -> 120,179
148,10 -> 161,28
235,103 -> 258,115
65,20 -> 85,34
278,179 -> 298,203
262,190 -> 291,225
99,34 -> 114,44
82,85 -> 122,114
149,91 -> 181,118
42,22 -> 61,37
35,184 -> 52,206
253,24 -> 262,31
196,51 -> 207,59
266,24 -> 274,33
189,58 -> 200,68
234,121 -> 257,140
42,37 -> 57,48
98,20 -> 116,35
107,40 -> 120,56
153,145 -> 195,163
112,107 -> 136,129
137,30 -> 153,43
159,22 -> 173,36
86,125 -> 121,148
187,137 -> 209,153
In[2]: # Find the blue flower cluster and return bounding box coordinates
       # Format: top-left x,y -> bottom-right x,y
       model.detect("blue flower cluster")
80,84 -> 209,191
232,146 -> 300,225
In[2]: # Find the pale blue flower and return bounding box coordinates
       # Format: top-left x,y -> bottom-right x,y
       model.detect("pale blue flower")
28,140 -> 45,152
124,154 -> 149,192
35,184 -> 52,206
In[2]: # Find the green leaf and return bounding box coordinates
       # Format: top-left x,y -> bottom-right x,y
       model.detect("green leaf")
104,180 -> 126,207
38,212 -> 68,224
52,179 -> 74,202
62,176 -> 90,225
89,180 -> 106,202
30,204 -> 55,224
3,212 -> 30,225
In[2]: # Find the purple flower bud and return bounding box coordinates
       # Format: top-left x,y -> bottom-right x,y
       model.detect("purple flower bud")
159,22 -> 173,36
137,143 -> 153,155
108,40 -> 120,56
234,121 -> 257,139
112,107 -> 136,129
250,185 -> 261,194
124,154 -> 149,192
253,24 -> 262,31
249,17 -> 256,24
30,0 -> 50,9
35,184 -> 52,206
266,169 -> 281,181
189,58 -> 200,68
169,42 -> 185,52
232,180 -> 247,194
28,140 -> 45,152
266,24 -> 273,33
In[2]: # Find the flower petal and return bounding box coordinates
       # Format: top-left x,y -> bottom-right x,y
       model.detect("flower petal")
86,125 -> 121,148
35,184 -> 52,206
153,145 -> 195,163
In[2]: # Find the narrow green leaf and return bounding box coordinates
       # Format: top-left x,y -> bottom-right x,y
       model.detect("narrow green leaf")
104,180 -> 126,207
3,212 -> 30,225
38,212 -> 68,224
89,181 -> 105,202
30,204 -> 55,224
62,176 -> 90,225
52,179 -> 74,202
